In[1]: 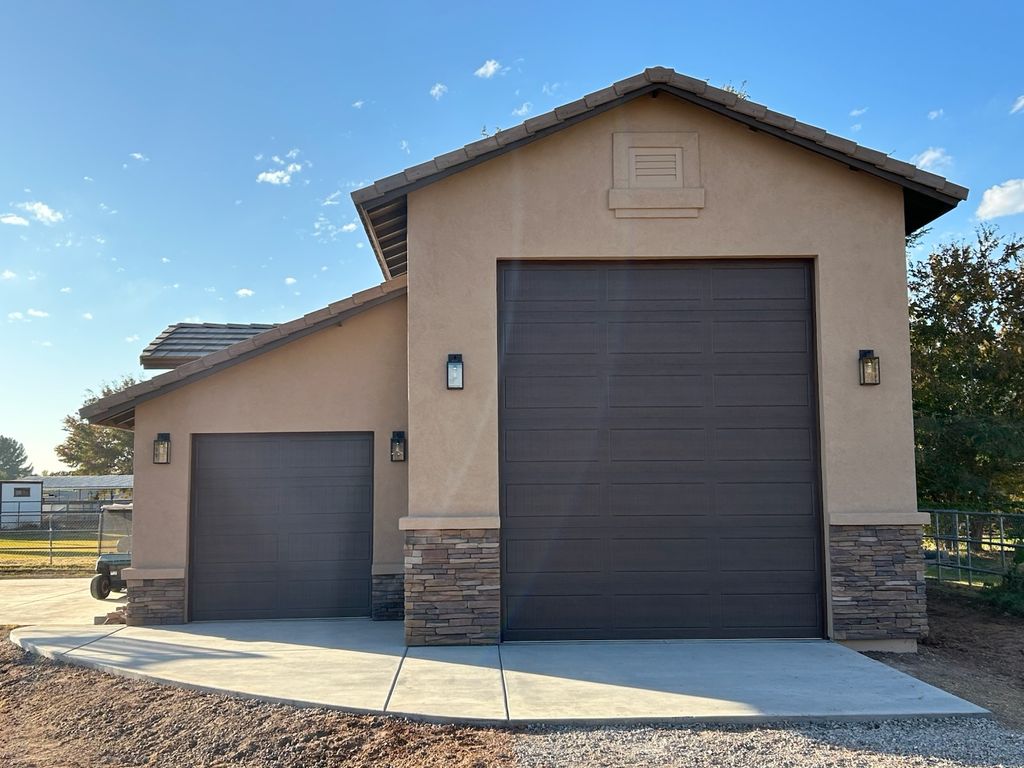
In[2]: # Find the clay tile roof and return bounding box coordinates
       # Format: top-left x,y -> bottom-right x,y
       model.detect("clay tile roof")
82,275 -> 408,429
352,66 -> 969,280
140,323 -> 277,370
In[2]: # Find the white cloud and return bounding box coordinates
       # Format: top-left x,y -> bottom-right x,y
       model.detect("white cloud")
235,287 -> 254,298
0,213 -> 29,226
475,59 -> 502,78
512,102 -> 532,117
82,312 -> 93,320
352,99 -> 365,109
928,108 -> 944,120
1011,96 -> 1024,115
7,311 -> 24,322
910,147 -> 952,172
320,265 -> 328,271
253,153 -> 264,161
430,82 -> 448,100
161,257 -> 171,263
850,123 -> 862,132
129,152 -> 149,162
322,190 -> 342,206
341,222 -> 357,233
15,201 -> 63,225
204,286 -> 216,293
399,140 -> 410,154
541,82 -> 562,96
125,334 -> 139,342
286,148 -> 300,159
93,235 -> 106,244
27,308 -> 48,318
284,276 -> 297,285
83,176 -> 94,182
1,269 -> 15,279
356,242 -> 365,249
60,286 -> 71,293
976,179 -> 1024,220
849,107 -> 868,117
257,169 -> 292,185
98,202 -> 117,214
38,340 -> 53,348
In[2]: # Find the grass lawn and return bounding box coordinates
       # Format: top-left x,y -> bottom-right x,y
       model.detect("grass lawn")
0,532 -> 122,569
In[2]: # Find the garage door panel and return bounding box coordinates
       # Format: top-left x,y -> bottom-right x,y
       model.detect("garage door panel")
609,375 -> 705,408
612,595 -> 713,629
505,483 -> 602,518
502,266 -> 601,302
610,429 -> 706,461
504,376 -> 603,409
714,428 -> 812,461
719,593 -> 821,630
190,433 -> 373,621
711,265 -> 810,302
505,537 -> 602,573
610,483 -> 711,517
606,265 -> 705,301
500,261 -> 823,641
607,322 -> 703,354
713,320 -> 809,353
505,429 -> 602,463
611,538 -> 711,572
715,482 -> 816,516
505,595 -> 606,631
194,534 -> 278,564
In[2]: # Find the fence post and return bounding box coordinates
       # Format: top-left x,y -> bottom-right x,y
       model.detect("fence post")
966,513 -> 973,587
932,510 -> 942,583
97,510 -> 104,557
48,516 -> 53,567
999,514 -> 1007,577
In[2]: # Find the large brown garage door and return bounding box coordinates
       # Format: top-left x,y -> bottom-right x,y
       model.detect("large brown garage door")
499,261 -> 823,640
190,433 -> 372,621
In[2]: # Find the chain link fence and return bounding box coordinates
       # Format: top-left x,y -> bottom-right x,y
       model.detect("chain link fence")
0,502 -> 132,570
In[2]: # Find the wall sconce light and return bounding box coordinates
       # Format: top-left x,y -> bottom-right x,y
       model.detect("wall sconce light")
390,431 -> 407,462
153,433 -> 172,464
447,353 -> 464,390
859,349 -> 880,386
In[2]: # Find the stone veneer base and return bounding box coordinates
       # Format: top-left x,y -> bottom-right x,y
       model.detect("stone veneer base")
371,573 -> 404,620
404,528 -> 500,645
125,577 -> 185,626
830,524 -> 928,642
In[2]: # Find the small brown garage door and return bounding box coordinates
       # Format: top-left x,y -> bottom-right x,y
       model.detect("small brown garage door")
190,433 -> 372,621
499,261 -> 823,641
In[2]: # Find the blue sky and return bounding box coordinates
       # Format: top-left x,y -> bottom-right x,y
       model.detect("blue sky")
1,2 -> 1022,472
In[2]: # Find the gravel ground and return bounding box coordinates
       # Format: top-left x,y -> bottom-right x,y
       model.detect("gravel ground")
4,585 -> 1023,767
515,719 -> 1024,768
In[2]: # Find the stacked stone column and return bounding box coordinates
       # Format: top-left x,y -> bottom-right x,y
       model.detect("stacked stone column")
404,528 -> 500,645
124,577 -> 185,626
829,524 -> 928,641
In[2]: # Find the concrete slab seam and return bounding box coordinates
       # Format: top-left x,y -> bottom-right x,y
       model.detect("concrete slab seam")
496,643 -> 511,721
383,645 -> 408,714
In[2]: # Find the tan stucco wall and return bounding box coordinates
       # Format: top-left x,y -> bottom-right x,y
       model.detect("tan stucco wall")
131,294 -> 409,578
405,95 -> 920,528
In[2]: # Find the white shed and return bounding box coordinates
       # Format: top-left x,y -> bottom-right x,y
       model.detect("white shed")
1,480 -> 43,529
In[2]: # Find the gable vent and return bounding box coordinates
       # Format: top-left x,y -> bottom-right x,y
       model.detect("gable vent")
629,147 -> 682,188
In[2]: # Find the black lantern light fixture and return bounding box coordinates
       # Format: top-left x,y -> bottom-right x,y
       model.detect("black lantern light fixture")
447,353 -> 464,390
153,433 -> 172,464
390,431 -> 407,462
859,349 -> 880,386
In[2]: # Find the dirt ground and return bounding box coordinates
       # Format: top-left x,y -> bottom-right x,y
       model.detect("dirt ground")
1,586 -> 1020,767
871,583 -> 1024,729
0,626 -> 513,768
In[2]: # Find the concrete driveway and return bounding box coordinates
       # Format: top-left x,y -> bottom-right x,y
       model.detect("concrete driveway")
0,577 -> 121,625
10,619 -> 987,724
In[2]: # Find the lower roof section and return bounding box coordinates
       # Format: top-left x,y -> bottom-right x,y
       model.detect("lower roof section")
82,276 -> 408,429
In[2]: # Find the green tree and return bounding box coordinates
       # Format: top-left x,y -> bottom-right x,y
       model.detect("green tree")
0,435 -> 34,479
55,376 -> 138,475
909,225 -> 1024,508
